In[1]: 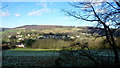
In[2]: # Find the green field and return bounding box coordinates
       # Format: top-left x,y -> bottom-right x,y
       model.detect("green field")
9,48 -> 61,51
2,50 -> 95,67
2,50 -> 120,67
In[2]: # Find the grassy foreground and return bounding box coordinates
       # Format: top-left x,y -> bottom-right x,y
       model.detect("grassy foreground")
8,48 -> 61,51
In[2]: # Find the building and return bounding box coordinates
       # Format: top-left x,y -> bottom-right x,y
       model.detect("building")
39,33 -> 73,41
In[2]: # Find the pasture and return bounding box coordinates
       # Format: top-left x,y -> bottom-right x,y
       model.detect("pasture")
2,49 -> 120,67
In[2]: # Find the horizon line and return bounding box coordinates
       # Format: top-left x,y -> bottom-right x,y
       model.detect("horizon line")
1,24 -> 94,28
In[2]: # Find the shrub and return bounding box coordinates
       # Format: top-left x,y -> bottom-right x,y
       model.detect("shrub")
115,37 -> 120,48
88,37 -> 110,49
2,44 -> 11,50
24,39 -> 36,48
32,39 -> 70,49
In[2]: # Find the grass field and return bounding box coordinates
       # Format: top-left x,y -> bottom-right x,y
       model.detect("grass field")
2,48 -> 120,67
9,48 -> 61,51
2,50 -> 95,67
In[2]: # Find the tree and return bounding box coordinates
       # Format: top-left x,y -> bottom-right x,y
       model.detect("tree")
9,35 -> 17,44
24,39 -> 36,48
62,0 -> 120,65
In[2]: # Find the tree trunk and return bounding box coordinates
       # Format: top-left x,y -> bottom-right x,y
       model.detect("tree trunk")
104,26 -> 119,65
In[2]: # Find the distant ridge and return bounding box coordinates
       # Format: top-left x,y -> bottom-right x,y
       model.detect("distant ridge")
14,25 -> 74,30
0,25 -> 103,32
1,25 -> 120,36
0,28 -> 11,32
15,25 -> 73,28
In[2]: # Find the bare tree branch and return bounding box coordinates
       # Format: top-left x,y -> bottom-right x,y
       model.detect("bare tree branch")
106,2 -> 120,10
62,1 -> 120,65
113,0 -> 120,7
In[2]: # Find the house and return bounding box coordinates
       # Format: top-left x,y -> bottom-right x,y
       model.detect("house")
39,33 -> 72,40
16,43 -> 25,48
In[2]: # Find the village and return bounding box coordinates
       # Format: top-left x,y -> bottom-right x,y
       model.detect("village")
2,31 -> 88,49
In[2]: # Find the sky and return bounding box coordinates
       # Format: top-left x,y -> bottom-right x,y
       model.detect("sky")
0,2 -> 96,28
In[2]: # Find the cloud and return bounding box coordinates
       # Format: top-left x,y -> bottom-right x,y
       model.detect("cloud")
36,2 -> 47,8
95,9 -> 107,13
116,15 -> 120,17
72,0 -> 107,2
93,3 -> 102,7
28,8 -> 56,16
15,13 -> 21,17
106,22 -> 111,25
0,25 -> 5,28
0,10 -> 10,16
63,16 -> 70,20
91,0 -> 106,3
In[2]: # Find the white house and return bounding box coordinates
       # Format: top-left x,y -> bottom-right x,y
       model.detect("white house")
16,43 -> 25,48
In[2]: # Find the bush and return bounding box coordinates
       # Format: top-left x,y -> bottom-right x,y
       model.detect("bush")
88,37 -> 110,49
24,39 -> 36,48
115,37 -> 120,48
32,39 -> 70,49
2,45 -> 10,50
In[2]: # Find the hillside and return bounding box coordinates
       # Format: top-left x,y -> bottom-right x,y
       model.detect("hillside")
1,25 -> 120,50
0,28 -> 11,32
15,25 -> 73,30
1,25 -> 79,35
1,25 -> 120,36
